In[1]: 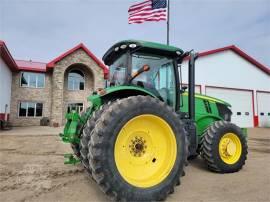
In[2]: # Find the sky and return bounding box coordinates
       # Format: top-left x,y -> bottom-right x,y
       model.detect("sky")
0,0 -> 269,68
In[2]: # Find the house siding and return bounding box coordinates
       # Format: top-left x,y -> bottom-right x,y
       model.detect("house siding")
10,72 -> 52,126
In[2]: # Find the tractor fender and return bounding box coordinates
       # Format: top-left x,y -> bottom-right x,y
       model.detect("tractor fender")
100,85 -> 158,103
196,115 -> 222,137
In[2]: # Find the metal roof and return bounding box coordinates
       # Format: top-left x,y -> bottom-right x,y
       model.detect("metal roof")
0,40 -> 18,71
194,45 -> 270,75
102,39 -> 184,65
16,60 -> 47,72
1,40 -> 269,76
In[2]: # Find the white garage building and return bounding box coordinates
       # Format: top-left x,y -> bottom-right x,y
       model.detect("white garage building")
0,41 -> 16,123
182,45 -> 270,128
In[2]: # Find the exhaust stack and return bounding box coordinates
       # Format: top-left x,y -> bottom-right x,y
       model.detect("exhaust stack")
188,51 -> 198,120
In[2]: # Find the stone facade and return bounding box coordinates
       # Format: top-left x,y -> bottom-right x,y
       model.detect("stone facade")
10,72 -> 52,126
63,64 -> 94,124
51,49 -> 104,126
10,49 -> 104,126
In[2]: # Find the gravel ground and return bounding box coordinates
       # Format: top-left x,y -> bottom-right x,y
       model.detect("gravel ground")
0,127 -> 269,202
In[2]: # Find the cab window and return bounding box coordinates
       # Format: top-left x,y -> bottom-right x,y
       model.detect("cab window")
131,52 -> 176,107
153,62 -> 176,106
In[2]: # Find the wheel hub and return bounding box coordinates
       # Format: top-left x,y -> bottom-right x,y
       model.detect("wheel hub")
227,141 -> 237,156
218,133 -> 242,164
129,136 -> 147,157
220,138 -> 237,157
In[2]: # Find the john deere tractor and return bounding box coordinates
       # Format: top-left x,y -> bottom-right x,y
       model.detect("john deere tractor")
60,40 -> 247,201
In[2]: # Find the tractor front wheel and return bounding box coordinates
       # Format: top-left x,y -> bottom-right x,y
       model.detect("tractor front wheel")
201,121 -> 247,173
88,96 -> 188,201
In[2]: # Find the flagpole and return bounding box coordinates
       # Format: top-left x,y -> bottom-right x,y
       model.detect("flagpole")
167,0 -> 170,45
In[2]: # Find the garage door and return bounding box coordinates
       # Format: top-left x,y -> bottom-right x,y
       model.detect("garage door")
257,92 -> 270,127
205,87 -> 253,128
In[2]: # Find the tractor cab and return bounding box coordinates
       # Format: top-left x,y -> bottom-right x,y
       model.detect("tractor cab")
102,40 -> 187,108
101,40 -> 199,157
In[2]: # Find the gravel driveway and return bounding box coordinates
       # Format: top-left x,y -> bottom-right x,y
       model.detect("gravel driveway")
0,127 -> 269,202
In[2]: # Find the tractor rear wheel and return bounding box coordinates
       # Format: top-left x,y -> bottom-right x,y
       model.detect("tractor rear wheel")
201,121 -> 247,173
80,103 -> 111,174
88,96 -> 188,201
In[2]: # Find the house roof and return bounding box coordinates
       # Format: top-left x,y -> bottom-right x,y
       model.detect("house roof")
0,40 -> 108,78
15,59 -> 47,72
197,45 -> 270,75
1,40 -> 268,77
0,40 -> 18,71
47,43 -> 109,78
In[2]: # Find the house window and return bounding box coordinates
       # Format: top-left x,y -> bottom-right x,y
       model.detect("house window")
19,102 -> 43,117
67,103 -> 84,113
68,70 -> 85,90
21,72 -> 45,88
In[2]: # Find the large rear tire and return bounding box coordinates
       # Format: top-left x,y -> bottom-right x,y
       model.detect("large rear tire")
201,120 -> 247,173
80,103 -> 111,174
88,96 -> 188,201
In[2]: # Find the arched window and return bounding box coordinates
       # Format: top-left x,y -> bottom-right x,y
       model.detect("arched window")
68,69 -> 85,90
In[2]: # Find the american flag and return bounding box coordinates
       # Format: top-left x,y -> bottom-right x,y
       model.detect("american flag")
128,0 -> 167,24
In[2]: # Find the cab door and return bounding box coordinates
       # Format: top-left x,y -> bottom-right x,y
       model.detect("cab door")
154,62 -> 176,107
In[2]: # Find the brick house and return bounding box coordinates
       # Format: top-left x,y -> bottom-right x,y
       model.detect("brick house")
0,41 -> 108,126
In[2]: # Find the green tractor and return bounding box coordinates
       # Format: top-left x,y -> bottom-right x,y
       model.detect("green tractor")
60,40 -> 247,201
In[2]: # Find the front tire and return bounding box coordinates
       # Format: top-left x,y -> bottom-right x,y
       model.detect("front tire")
88,96 -> 188,201
201,121 -> 247,173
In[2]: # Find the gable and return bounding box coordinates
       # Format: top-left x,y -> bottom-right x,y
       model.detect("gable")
47,43 -> 108,78
198,45 -> 269,75
181,50 -> 270,91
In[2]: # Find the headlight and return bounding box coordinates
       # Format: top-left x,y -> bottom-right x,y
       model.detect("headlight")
176,51 -> 181,55
129,43 -> 137,48
216,103 -> 232,122
224,113 -> 231,121
120,44 -> 127,49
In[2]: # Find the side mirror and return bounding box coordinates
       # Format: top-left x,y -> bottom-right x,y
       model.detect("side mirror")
180,86 -> 187,94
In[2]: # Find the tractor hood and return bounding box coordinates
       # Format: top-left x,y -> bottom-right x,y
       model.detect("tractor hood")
88,86 -> 231,108
193,93 -> 231,107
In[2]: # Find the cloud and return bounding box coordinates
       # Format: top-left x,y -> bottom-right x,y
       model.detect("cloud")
0,0 -> 269,67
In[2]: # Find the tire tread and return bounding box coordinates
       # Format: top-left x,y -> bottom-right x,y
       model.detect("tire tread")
200,120 -> 248,173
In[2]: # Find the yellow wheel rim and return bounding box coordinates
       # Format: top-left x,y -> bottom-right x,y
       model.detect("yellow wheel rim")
114,114 -> 177,188
219,133 -> 242,164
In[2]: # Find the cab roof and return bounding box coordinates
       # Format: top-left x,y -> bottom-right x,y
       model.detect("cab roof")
102,40 -> 184,65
